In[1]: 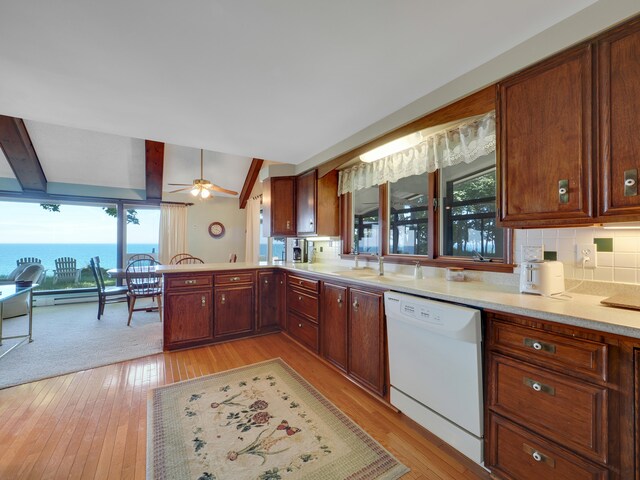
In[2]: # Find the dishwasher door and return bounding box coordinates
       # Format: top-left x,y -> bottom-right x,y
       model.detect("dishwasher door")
385,291 -> 483,463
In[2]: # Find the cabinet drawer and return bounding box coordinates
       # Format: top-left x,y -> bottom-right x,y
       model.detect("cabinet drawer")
288,275 -> 319,293
288,288 -> 319,322
287,313 -> 319,353
165,274 -> 213,290
488,413 -> 608,480
215,272 -> 254,285
490,318 -> 607,381
490,354 -> 607,462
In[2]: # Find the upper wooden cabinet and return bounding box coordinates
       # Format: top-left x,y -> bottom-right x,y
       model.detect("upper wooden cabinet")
296,169 -> 339,236
262,176 -> 296,236
597,17 -> 640,219
498,44 -> 593,227
498,15 -> 640,227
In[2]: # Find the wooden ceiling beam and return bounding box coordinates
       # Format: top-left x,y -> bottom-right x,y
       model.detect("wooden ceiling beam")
145,140 -> 164,200
0,115 -> 47,191
239,158 -> 264,209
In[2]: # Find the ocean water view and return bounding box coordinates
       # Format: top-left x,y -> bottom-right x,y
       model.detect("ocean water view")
0,243 -> 157,276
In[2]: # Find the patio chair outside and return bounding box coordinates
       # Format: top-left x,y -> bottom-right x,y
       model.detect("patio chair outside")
125,259 -> 162,326
17,257 -> 42,267
90,257 -> 129,320
53,257 -> 81,284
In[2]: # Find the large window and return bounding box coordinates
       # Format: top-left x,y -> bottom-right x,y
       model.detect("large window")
125,206 -> 160,262
389,174 -> 429,255
353,186 -> 379,254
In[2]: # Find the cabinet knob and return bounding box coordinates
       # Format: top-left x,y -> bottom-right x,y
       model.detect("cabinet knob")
532,342 -> 542,350
221,294 -> 226,304
352,299 -> 359,310
299,280 -> 303,285
532,451 -> 542,462
264,279 -> 269,284
201,296 -> 206,306
523,443 -> 554,467
337,296 -> 342,304
298,295 -> 302,301
558,179 -> 569,204
298,323 -> 303,328
185,279 -> 196,285
625,169 -> 638,196
524,338 -> 556,353
230,276 -> 240,281
523,377 -> 555,395
286,220 -> 291,229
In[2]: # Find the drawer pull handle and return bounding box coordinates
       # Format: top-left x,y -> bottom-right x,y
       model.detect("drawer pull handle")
201,296 -> 206,306
523,377 -> 555,396
523,443 -> 555,467
524,338 -> 556,354
184,279 -> 197,285
230,276 -> 241,281
299,280 -> 304,285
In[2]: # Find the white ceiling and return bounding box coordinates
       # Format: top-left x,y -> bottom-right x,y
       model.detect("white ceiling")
0,1 -> 599,165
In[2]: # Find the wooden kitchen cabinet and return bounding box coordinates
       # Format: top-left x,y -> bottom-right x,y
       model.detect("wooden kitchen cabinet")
214,273 -> 256,338
321,282 -> 348,372
485,310 -> 637,479
597,17 -> 640,220
262,176 -> 296,236
498,43 -> 593,227
348,288 -> 385,396
296,169 -> 339,236
163,273 -> 214,350
258,270 -> 284,332
636,348 -> 640,480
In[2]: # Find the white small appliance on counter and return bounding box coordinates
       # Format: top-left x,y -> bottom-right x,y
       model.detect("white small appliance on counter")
519,260 -> 565,296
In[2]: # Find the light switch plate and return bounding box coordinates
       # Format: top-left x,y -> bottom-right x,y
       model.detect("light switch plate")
576,243 -> 597,269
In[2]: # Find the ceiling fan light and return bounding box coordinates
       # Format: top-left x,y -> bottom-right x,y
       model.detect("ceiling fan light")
190,186 -> 200,196
200,188 -> 211,199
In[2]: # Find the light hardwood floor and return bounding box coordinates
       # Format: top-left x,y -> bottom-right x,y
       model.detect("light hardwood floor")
0,333 -> 491,480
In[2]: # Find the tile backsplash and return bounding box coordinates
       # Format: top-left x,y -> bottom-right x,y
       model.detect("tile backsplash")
514,227 -> 640,284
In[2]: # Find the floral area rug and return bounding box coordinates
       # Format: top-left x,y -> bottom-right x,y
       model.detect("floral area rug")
147,358 -> 409,480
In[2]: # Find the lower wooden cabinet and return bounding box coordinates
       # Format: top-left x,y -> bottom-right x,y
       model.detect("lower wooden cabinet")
214,283 -> 255,338
258,270 -> 284,332
321,282 -> 348,372
636,348 -> 640,480
287,311 -> 319,353
485,310 -> 636,480
348,288 -> 385,396
164,288 -> 213,348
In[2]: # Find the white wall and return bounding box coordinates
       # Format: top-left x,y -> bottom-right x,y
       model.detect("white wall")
163,192 -> 246,263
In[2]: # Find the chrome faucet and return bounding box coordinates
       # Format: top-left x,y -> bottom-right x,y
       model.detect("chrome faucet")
353,252 -> 359,269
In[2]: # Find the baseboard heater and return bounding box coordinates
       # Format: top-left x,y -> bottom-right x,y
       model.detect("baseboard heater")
33,291 -> 98,307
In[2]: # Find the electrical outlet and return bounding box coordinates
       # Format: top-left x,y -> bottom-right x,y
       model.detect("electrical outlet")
576,243 -> 597,269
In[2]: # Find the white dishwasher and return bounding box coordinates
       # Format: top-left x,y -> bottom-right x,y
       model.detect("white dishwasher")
384,291 -> 484,465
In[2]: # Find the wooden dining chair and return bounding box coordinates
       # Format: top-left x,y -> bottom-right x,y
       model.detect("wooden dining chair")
89,257 -> 129,319
125,259 -> 162,326
127,254 -> 156,265
169,253 -> 193,264
175,256 -> 204,264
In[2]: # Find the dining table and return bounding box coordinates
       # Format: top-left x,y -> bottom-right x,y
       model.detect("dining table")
106,267 -> 161,280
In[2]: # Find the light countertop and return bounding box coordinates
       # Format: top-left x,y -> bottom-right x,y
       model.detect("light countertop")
157,262 -> 640,340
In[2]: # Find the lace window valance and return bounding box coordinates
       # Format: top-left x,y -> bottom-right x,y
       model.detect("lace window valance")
337,111 -> 496,196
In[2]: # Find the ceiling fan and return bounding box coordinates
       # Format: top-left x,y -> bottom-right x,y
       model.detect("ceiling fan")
168,149 -> 238,199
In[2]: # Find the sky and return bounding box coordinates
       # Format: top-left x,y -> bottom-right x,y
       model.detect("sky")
0,201 -> 160,244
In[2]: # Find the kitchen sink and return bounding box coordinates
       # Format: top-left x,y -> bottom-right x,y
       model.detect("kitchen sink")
330,269 -> 415,282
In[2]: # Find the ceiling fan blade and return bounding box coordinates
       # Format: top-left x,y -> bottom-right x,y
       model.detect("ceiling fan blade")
210,184 -> 239,196
168,183 -> 193,186
168,187 -> 192,193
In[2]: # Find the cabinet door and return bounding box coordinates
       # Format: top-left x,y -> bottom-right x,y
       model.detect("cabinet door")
263,176 -> 296,236
348,288 -> 385,395
214,284 -> 255,337
164,289 -> 213,347
321,282 -> 348,372
498,44 -> 593,226
296,170 -> 317,235
258,271 -> 281,331
636,348 -> 640,480
598,18 -> 640,219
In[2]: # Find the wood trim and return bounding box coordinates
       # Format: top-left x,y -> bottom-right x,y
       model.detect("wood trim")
379,183 -> 389,256
145,140 -> 164,200
317,85 -> 496,177
340,192 -> 352,254
0,115 -> 47,191
239,158 -> 264,209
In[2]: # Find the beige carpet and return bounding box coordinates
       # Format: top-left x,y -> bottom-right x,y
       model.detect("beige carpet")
147,358 -> 409,480
0,300 -> 162,389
